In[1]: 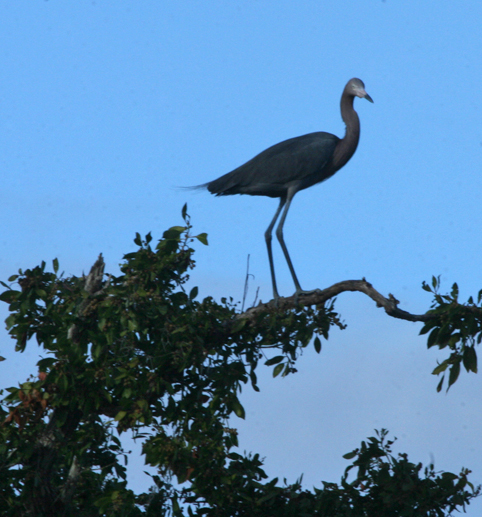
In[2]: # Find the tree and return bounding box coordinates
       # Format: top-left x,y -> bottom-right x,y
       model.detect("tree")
0,206 -> 480,516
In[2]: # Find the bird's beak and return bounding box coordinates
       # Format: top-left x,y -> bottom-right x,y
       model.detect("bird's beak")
364,92 -> 374,103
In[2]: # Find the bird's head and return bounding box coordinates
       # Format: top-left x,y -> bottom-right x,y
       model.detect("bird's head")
347,78 -> 374,103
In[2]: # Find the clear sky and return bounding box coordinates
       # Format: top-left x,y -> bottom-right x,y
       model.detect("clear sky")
1,1 -> 482,512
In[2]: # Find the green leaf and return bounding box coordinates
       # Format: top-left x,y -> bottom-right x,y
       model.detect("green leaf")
115,411 -> 127,421
462,346 -> 477,373
163,227 -> 185,240
282,364 -> 292,377
0,290 -> 19,303
92,344 -> 103,360
419,319 -> 437,335
441,472 -> 458,482
53,258 -> 59,274
195,232 -> 208,245
134,232 -> 142,246
37,358 -> 57,370
249,368 -> 258,385
432,362 -> 448,375
189,286 -> 198,301
426,327 -> 440,348
0,356 -> 5,362
273,363 -> 284,378
232,398 -> 245,419
5,314 -> 16,330
421,281 -> 432,293
435,323 -> 451,349
343,451 -> 358,460
447,361 -> 460,389
172,496 -> 181,513
265,355 -> 284,366
314,336 -> 322,354
451,282 -> 459,300
181,203 -> 188,221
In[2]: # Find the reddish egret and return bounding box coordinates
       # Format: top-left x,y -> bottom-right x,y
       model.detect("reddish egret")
195,78 -> 373,299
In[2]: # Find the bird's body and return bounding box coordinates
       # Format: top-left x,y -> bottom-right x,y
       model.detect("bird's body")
195,78 -> 373,299
206,132 -> 340,198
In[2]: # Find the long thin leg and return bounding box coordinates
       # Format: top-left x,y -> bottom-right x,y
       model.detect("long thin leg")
275,192 -> 304,294
265,197 -> 286,299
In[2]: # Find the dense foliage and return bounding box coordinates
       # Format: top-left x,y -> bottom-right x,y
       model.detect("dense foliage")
0,207 -> 480,516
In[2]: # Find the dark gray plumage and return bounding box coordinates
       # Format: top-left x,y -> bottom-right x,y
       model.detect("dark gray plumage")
195,78 -> 373,299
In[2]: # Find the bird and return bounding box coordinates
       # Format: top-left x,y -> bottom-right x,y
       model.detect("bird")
193,78 -> 373,299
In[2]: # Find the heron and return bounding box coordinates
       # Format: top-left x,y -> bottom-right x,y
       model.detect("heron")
194,78 -> 373,299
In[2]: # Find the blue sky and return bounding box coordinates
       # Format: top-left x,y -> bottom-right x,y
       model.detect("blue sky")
1,1 -> 482,511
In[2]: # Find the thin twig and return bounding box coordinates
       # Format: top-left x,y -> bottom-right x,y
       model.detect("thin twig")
241,255 -> 254,312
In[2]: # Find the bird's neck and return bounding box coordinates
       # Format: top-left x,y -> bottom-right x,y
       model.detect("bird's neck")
329,94 -> 360,172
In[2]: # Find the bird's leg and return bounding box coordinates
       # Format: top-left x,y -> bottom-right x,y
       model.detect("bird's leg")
275,194 -> 305,294
276,193 -> 320,299
265,197 -> 286,299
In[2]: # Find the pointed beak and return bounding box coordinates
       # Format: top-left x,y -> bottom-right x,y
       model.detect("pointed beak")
364,92 -> 374,103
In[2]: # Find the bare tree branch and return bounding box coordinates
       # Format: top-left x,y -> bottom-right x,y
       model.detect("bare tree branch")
68,254 -> 106,343
241,279 -> 481,323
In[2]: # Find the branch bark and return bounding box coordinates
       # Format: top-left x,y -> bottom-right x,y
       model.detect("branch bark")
242,279 -> 448,323
68,254 -> 106,343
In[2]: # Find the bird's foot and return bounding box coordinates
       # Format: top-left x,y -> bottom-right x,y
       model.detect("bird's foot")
293,288 -> 320,304
268,289 -> 320,308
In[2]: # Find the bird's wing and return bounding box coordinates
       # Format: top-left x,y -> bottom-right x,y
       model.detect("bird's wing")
208,132 -> 340,197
